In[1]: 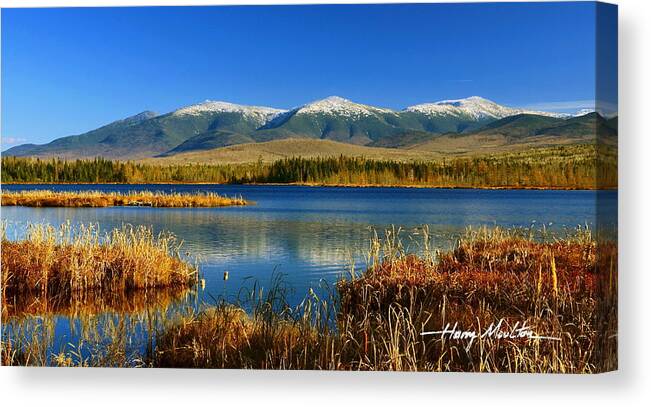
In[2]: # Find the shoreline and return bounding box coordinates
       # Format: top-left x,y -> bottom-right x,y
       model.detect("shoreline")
1,181 -> 618,191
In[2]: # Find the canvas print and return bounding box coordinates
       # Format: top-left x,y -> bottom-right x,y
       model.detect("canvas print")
0,2 -> 617,372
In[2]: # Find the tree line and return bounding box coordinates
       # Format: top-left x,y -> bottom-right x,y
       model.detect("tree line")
1,145 -> 617,189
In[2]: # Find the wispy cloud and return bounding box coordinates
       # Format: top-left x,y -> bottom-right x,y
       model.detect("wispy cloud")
0,136 -> 27,146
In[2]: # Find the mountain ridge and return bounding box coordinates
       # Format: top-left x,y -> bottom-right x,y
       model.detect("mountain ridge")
3,96 -> 610,160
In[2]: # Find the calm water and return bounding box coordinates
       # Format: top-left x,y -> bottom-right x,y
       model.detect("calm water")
1,184 -> 617,359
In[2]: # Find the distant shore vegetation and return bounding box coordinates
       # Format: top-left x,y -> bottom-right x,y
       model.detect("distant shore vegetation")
1,144 -> 616,189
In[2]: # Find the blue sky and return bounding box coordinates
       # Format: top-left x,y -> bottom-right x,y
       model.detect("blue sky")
1,3 -> 614,146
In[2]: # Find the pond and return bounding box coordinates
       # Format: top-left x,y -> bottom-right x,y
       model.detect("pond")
1,184 -> 617,362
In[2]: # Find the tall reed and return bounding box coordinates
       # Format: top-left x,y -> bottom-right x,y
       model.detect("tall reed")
153,226 -> 617,372
1,222 -> 198,299
2,225 -> 617,371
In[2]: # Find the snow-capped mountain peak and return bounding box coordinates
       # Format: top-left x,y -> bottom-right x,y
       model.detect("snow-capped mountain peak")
172,100 -> 286,121
435,95 -> 492,106
294,96 -> 394,117
574,108 -> 596,117
405,96 -> 566,119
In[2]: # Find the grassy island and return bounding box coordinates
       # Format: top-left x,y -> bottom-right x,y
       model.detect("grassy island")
0,190 -> 248,208
1,223 -> 198,300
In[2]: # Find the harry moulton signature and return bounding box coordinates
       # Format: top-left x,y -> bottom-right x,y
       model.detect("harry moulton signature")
421,318 -> 561,351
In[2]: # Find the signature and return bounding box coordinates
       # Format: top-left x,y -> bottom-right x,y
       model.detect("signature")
421,319 -> 561,351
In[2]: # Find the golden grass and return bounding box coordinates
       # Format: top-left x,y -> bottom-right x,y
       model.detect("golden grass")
335,227 -> 617,372
1,190 -> 248,208
154,306 -> 329,369
1,225 -> 617,371
1,222 -> 199,367
1,222 -> 198,300
148,138 -> 444,165
152,227 -> 617,372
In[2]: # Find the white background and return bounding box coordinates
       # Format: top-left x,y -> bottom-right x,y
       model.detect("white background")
0,0 -> 649,405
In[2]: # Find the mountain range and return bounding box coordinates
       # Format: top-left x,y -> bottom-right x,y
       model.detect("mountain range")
3,96 -> 615,161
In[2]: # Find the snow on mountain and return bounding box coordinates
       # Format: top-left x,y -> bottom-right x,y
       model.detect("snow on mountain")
172,100 -> 286,123
574,108 -> 596,117
170,96 -> 572,130
292,96 -> 394,117
405,96 -> 567,120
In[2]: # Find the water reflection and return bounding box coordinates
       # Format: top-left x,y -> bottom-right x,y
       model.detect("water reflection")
2,287 -> 194,319
2,287 -> 195,366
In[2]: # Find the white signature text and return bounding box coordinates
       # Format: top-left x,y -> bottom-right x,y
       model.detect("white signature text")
421,319 -> 561,351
